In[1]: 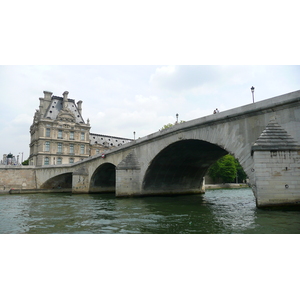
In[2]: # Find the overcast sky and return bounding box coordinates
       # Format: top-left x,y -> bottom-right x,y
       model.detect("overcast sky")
0,65 -> 299,161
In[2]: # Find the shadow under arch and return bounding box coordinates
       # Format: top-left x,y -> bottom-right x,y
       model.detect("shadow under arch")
142,139 -> 228,195
41,172 -> 73,190
90,162 -> 116,193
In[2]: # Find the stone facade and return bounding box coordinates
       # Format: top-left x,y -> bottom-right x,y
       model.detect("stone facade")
29,91 -> 132,166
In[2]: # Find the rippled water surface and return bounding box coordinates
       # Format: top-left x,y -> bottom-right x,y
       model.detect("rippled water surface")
0,188 -> 300,233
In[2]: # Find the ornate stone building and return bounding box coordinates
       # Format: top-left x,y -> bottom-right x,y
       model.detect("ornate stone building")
29,91 -> 132,166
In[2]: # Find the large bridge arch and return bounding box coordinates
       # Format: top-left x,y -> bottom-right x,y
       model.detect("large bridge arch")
142,139 -> 228,195
90,162 -> 116,193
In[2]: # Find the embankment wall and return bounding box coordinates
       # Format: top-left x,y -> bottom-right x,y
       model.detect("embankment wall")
0,166 -> 36,192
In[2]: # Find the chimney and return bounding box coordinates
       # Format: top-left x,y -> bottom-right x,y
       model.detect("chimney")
39,91 -> 53,115
77,100 -> 82,115
63,91 -> 69,108
44,91 -> 53,100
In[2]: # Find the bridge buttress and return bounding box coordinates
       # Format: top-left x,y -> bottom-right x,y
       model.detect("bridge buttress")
72,166 -> 89,193
115,151 -> 142,196
251,120 -> 300,207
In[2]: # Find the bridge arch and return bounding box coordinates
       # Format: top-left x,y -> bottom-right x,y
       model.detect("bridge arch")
90,162 -> 116,193
40,172 -> 73,190
142,139 -> 228,195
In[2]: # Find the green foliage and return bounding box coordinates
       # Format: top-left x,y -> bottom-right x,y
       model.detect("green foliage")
161,120 -> 185,130
22,159 -> 29,165
161,123 -> 174,130
208,154 -> 247,183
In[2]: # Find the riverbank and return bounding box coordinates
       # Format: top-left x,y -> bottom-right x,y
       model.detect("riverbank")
0,184 -> 249,195
205,183 -> 249,190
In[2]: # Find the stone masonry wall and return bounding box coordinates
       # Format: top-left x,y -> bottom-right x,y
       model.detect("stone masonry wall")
253,150 -> 300,206
0,167 -> 36,191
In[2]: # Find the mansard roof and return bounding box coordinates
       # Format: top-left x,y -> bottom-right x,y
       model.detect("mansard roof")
43,95 -> 85,124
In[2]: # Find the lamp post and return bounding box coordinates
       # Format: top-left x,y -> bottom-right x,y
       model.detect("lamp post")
176,113 -> 178,124
251,86 -> 255,103
133,131 -> 136,140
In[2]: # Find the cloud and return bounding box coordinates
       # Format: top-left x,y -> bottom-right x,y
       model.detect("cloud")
149,65 -> 220,93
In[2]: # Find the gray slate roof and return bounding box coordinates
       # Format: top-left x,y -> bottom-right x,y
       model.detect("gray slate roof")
44,96 -> 85,124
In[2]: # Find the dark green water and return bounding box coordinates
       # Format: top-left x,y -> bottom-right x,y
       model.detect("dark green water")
0,188 -> 299,234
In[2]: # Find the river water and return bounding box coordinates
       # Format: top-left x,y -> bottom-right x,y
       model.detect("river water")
1,188 -> 299,234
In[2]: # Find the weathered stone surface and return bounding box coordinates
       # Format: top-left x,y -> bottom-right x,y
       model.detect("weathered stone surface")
116,151 -> 141,170
252,119 -> 300,151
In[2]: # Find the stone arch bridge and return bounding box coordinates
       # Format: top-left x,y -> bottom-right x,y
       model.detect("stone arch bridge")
35,90 -> 300,207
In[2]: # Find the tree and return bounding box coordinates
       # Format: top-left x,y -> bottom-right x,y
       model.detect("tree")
22,159 -> 29,165
161,123 -> 174,130
208,154 -> 246,183
160,120 -> 185,130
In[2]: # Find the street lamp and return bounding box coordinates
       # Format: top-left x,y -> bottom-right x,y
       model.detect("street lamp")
176,113 -> 178,124
251,86 -> 255,103
133,131 -> 136,140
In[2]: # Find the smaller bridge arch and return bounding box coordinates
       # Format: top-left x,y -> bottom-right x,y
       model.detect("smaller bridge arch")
40,172 -> 73,190
90,162 -> 116,193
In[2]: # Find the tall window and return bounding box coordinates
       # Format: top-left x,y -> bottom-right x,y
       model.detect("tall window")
70,144 -> 74,154
57,143 -> 62,153
44,157 -> 49,165
57,157 -> 62,165
58,130 -> 63,139
80,145 -> 85,154
46,128 -> 50,137
81,132 -> 85,141
45,141 -> 50,152
70,131 -> 74,140
69,158 -> 74,164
